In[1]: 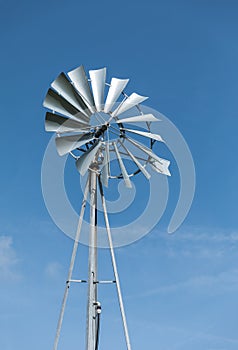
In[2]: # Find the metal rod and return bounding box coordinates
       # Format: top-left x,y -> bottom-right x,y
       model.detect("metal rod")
53,175 -> 90,350
86,169 -> 98,350
94,280 -> 116,284
98,175 -> 132,350
68,279 -> 87,283
95,312 -> 101,350
107,96 -> 127,123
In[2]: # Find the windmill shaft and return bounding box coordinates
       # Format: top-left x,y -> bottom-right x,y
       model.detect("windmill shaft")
86,169 -> 98,350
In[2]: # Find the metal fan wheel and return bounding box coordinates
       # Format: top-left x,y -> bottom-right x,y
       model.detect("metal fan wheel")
44,66 -> 170,189
61,87 -> 154,180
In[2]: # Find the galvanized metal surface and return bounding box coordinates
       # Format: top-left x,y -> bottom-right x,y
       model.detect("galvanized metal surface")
115,113 -> 159,124
89,68 -> 106,111
104,77 -> 129,113
113,142 -> 132,188
86,169 -> 98,350
68,65 -> 95,113
112,92 -> 148,117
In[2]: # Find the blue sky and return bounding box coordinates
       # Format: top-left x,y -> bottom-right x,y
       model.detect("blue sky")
0,0 -> 238,349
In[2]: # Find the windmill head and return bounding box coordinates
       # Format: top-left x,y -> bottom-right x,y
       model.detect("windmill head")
43,65 -> 171,187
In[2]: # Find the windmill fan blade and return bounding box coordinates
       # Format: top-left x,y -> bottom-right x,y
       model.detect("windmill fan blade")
89,68 -> 106,111
55,133 -> 95,156
126,136 -> 170,175
76,141 -> 101,176
43,89 -> 89,124
114,142 -> 132,188
101,143 -> 110,187
116,114 -> 159,124
68,65 -> 95,113
119,141 -> 151,180
45,112 -> 91,133
112,93 -> 148,118
122,128 -> 164,142
150,159 -> 171,176
51,73 -> 91,118
104,78 -> 129,113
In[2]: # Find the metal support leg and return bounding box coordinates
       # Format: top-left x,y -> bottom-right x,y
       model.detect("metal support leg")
53,176 -> 89,350
98,176 -> 132,350
86,169 -> 98,350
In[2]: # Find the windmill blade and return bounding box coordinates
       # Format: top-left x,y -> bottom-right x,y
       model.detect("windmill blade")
116,114 -> 159,124
119,141 -> 151,180
111,93 -> 148,118
51,73 -> 91,118
114,142 -> 132,188
55,133 -> 95,156
122,128 -> 164,142
68,65 -> 95,113
43,88 -> 89,124
101,142 -> 110,187
104,78 -> 129,113
45,112 -> 91,133
126,136 -> 170,175
89,68 -> 106,111
76,141 -> 101,176
150,159 -> 171,176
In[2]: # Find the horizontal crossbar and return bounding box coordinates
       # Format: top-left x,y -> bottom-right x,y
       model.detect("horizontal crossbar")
94,280 -> 116,284
67,279 -> 87,283
66,279 -> 116,284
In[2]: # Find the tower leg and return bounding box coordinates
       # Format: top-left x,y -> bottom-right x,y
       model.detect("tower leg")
52,176 -> 89,350
98,176 -> 132,350
86,169 -> 98,350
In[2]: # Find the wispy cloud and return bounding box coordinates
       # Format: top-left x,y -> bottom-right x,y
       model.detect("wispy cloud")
144,226 -> 238,259
128,268 -> 238,299
166,228 -> 238,243
0,235 -> 21,281
155,324 -> 238,350
169,325 -> 238,350
45,261 -> 63,279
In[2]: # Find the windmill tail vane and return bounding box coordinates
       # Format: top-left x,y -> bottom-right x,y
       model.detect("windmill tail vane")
43,65 -> 171,350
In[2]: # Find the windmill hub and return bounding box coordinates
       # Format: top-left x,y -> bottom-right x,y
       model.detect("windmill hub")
94,123 -> 109,138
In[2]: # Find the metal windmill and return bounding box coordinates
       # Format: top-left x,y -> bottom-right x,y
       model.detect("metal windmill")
43,65 -> 171,350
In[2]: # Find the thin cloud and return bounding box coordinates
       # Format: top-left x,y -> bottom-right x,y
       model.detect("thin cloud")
148,226 -> 238,259
167,228 -> 238,243
127,268 -> 238,299
45,261 -> 63,279
0,235 -> 21,281
170,327 -> 238,350
149,225 -> 238,243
